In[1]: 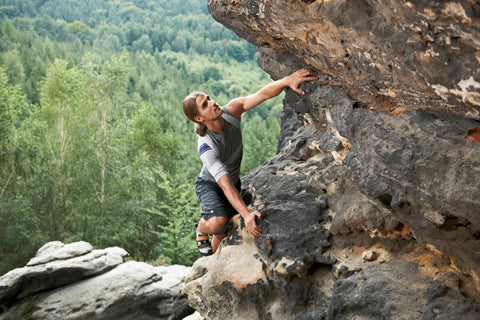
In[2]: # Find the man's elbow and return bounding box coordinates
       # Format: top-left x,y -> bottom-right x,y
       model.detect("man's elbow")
217,174 -> 233,190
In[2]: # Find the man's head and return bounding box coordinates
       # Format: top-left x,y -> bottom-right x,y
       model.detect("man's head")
183,91 -> 202,122
183,91 -> 207,136
183,91 -> 222,136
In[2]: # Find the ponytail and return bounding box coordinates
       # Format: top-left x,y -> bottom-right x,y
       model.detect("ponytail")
183,91 -> 208,136
194,122 -> 208,136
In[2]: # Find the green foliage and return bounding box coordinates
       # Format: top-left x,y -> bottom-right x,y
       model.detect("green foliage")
147,170 -> 199,265
242,109 -> 282,175
0,0 -> 282,273
1,49 -> 25,86
0,65 -> 23,156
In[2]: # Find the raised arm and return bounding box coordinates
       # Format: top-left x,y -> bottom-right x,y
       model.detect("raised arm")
226,68 -> 317,120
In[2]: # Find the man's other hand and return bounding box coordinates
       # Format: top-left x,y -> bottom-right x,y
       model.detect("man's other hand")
245,210 -> 263,238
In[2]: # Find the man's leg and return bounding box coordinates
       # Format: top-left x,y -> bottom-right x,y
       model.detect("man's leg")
197,216 -> 227,253
197,216 -> 227,234
212,234 -> 228,253
195,177 -> 238,255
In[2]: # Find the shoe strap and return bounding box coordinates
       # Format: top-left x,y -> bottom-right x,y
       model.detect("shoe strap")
196,234 -> 209,241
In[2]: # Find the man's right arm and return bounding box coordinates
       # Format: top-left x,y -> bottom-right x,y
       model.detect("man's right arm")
217,174 -> 263,238
198,143 -> 263,238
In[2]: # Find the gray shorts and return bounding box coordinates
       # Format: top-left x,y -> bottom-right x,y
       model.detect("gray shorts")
194,176 -> 241,235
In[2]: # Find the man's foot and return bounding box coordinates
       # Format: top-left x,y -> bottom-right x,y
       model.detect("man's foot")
196,233 -> 212,256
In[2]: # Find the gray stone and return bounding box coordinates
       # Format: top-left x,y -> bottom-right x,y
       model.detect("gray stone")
181,0 -> 480,318
27,241 -> 93,266
0,242 -> 192,320
209,0 -> 480,116
328,260 -> 480,320
2,262 -> 192,320
0,242 -> 128,306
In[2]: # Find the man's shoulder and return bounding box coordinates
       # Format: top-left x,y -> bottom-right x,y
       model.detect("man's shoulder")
198,132 -> 213,145
223,98 -> 245,121
222,108 -> 241,130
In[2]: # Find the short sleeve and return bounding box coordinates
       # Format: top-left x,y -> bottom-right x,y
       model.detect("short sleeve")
198,142 -> 228,182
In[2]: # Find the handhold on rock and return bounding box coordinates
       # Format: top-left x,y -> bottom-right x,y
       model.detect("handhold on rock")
362,249 -> 377,262
465,127 -> 480,143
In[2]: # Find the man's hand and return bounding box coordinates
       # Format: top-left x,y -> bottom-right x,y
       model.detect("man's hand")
217,175 -> 263,238
244,210 -> 263,238
285,68 -> 318,95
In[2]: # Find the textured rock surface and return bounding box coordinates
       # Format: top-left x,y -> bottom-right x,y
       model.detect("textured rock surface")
0,241 -> 127,306
209,0 -> 480,116
183,0 -> 480,319
0,241 -> 193,320
184,104 -> 480,318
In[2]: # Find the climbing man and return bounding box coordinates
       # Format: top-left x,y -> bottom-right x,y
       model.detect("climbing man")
182,68 -> 318,256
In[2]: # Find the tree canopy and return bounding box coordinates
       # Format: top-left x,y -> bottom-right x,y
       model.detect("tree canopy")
0,0 -> 283,274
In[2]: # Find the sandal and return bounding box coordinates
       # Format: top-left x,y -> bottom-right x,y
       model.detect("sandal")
196,233 -> 212,256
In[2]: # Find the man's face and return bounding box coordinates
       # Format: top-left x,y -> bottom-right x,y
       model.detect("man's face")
195,93 -> 223,122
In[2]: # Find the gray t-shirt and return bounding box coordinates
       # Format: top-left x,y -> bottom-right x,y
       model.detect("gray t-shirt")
197,107 -> 243,184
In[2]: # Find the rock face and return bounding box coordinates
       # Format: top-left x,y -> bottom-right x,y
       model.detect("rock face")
210,0 -> 480,116
0,241 -> 193,320
183,1 -> 480,319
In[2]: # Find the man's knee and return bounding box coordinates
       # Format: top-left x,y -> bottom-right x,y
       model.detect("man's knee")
206,216 -> 228,234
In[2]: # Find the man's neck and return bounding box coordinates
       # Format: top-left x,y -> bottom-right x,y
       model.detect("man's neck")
205,115 -> 225,134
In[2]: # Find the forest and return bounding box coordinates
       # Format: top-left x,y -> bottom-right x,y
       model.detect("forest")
0,0 -> 283,274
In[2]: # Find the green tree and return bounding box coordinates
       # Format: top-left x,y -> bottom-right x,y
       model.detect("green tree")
241,113 -> 281,175
0,0 -> 282,273
171,34 -> 187,53
227,40 -> 248,62
1,49 -> 25,86
203,65 -> 222,82
65,20 -> 93,43
132,34 -> 153,54
0,64 -> 40,274
36,59 -> 86,237
0,64 -> 25,197
148,170 -> 199,265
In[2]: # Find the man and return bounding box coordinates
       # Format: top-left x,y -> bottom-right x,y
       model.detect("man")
183,68 -> 317,256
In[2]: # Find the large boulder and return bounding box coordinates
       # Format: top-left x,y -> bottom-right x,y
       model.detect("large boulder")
0,241 -> 127,306
182,1 -> 480,318
183,102 -> 480,319
0,241 -> 192,320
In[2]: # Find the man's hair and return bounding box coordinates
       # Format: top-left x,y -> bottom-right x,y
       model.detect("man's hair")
183,91 -> 208,136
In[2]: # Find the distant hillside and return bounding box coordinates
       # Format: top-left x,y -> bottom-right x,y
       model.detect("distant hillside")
0,0 -> 281,274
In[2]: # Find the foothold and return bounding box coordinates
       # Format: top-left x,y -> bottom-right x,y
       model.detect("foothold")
332,262 -> 358,279
362,250 -> 377,262
424,211 -> 445,226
